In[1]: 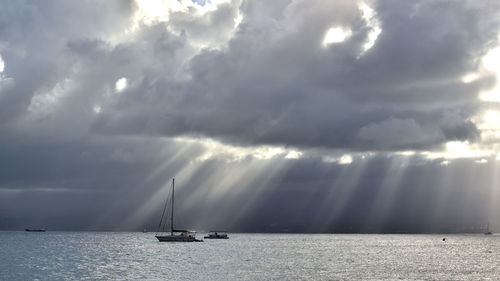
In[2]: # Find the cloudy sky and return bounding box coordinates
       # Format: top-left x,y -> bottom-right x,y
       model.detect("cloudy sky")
1,0 -> 500,232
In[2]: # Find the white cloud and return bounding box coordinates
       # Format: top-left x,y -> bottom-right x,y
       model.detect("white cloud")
285,150 -> 303,159
174,137 -> 304,162
476,158 -> 488,164
440,160 -> 450,166
358,2 -> 382,55
134,0 -> 184,24
339,154 -> 353,165
480,45 -> 500,101
482,46 -> 500,72
322,154 -> 354,165
322,27 -> 352,46
115,77 -> 127,92
424,141 -> 493,160
133,0 -> 242,50
134,0 -> 233,23
461,72 -> 479,83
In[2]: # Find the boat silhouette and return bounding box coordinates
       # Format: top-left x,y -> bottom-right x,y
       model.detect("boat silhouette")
155,178 -> 202,242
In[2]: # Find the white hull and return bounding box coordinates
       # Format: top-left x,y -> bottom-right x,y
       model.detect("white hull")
155,235 -> 202,242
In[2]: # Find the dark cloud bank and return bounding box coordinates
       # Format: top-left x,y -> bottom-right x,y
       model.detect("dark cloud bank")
0,0 -> 500,232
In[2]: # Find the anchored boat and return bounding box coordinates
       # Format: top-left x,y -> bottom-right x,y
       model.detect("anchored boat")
25,229 -> 46,232
204,231 -> 229,239
485,223 -> 493,235
155,178 -> 202,242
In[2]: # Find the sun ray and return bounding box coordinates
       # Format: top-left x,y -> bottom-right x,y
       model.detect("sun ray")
309,158 -> 370,232
363,156 -> 410,231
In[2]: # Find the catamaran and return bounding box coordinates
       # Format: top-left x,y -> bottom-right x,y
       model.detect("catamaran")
155,178 -> 202,242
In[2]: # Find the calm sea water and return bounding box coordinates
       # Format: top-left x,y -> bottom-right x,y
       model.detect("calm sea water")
0,232 -> 499,280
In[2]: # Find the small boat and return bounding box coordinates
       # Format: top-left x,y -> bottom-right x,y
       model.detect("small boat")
25,229 -> 46,232
485,223 -> 493,235
204,231 -> 229,239
155,178 -> 202,242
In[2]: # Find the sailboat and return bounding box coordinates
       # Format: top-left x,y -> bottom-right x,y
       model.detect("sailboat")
155,178 -> 202,242
484,223 -> 493,235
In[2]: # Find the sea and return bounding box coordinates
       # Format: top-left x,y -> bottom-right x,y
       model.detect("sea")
0,232 -> 499,280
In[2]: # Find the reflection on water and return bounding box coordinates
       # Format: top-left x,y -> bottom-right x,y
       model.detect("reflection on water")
1,232 -> 499,280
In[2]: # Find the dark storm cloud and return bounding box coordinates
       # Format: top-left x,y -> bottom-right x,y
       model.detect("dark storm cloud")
1,0 -> 500,232
0,0 -> 134,137
1,0 -> 497,150
86,0 -> 498,151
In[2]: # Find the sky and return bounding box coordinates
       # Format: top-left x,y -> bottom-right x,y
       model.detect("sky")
1,0 -> 500,233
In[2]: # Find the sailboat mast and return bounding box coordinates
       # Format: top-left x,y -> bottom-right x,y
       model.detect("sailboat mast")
171,178 -> 174,236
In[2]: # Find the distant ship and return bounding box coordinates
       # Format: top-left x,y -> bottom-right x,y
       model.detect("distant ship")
25,229 -> 46,232
204,231 -> 229,239
155,178 -> 202,242
484,223 -> 493,235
